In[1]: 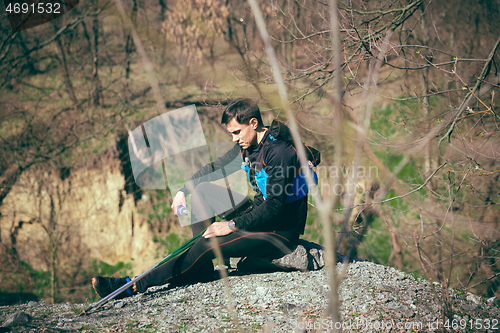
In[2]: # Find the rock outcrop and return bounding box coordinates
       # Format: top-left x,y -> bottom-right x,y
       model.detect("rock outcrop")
1,261 -> 498,332
0,155 -> 161,280
232,239 -> 327,272
231,239 -> 363,272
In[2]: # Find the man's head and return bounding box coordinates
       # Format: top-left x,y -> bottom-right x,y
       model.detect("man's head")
221,98 -> 264,149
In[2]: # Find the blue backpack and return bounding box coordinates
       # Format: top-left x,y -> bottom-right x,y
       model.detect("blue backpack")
270,119 -> 320,203
242,119 -> 321,204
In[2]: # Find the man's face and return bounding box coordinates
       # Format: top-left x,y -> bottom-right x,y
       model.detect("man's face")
226,118 -> 258,150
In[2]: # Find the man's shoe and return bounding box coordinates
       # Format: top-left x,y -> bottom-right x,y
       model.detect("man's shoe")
91,276 -> 134,299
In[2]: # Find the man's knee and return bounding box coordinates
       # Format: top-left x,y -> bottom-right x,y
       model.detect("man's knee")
189,235 -> 216,255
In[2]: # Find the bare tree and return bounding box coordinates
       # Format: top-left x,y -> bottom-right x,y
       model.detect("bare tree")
91,0 -> 101,106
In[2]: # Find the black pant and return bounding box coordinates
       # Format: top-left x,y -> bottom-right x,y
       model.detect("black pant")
135,183 -> 299,293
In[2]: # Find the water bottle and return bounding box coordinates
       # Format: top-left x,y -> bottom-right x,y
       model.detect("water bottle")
177,206 -> 188,216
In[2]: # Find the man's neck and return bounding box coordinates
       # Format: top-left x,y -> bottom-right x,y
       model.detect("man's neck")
256,126 -> 267,144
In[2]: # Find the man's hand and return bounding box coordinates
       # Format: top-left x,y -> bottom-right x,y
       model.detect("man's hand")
203,221 -> 234,238
171,191 -> 187,216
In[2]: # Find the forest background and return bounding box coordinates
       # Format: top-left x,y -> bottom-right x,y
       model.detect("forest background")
0,0 -> 499,314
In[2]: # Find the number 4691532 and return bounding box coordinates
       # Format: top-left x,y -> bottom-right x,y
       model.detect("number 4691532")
444,318 -> 498,330
5,2 -> 61,14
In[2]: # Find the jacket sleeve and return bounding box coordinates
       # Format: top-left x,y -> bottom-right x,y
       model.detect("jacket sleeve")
179,144 -> 242,195
233,144 -> 296,231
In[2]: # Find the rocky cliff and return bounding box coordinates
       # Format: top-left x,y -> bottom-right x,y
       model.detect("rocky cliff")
0,150 -> 167,287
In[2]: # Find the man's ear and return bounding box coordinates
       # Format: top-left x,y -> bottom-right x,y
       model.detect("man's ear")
249,118 -> 258,129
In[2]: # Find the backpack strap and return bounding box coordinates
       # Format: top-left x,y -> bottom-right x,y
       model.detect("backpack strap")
241,150 -> 261,196
270,119 -> 321,167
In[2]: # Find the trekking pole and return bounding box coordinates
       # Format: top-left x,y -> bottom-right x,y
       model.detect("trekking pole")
80,227 -> 206,316
80,198 -> 252,315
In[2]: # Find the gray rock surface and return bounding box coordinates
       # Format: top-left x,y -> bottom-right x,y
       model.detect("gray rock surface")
487,296 -> 497,304
1,312 -> 30,327
1,262 -> 498,332
271,239 -> 325,271
466,292 -> 481,305
233,239 -> 326,272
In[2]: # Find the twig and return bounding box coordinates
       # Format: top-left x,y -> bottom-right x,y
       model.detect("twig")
414,232 -> 443,316
336,162 -> 447,211
439,36 -> 500,146
464,272 -> 500,291
452,67 -> 500,121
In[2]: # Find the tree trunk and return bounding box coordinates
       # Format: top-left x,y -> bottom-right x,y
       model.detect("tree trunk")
50,242 -> 57,303
224,16 -> 263,98
55,35 -> 78,109
18,32 -> 37,74
125,0 -> 138,81
91,1 -> 100,107
380,211 -> 403,270
158,0 -> 166,23
387,219 -> 403,269
0,165 -> 23,209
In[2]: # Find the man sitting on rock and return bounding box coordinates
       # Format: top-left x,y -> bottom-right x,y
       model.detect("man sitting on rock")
92,98 -> 311,299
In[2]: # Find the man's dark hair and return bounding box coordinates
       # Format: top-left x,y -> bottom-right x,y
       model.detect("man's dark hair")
221,98 -> 264,127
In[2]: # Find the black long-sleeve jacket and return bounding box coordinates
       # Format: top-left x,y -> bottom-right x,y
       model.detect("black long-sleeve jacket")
179,127 -> 308,235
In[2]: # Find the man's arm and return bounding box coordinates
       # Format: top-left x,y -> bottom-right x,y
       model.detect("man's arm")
233,144 -> 296,231
171,144 -> 242,216
178,143 -> 242,195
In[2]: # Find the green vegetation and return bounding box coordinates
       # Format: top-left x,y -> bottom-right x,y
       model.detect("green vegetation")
358,217 -> 392,265
252,322 -> 263,329
91,260 -> 133,278
0,259 -> 132,305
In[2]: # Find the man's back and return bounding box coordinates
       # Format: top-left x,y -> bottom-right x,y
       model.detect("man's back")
233,127 -> 308,235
